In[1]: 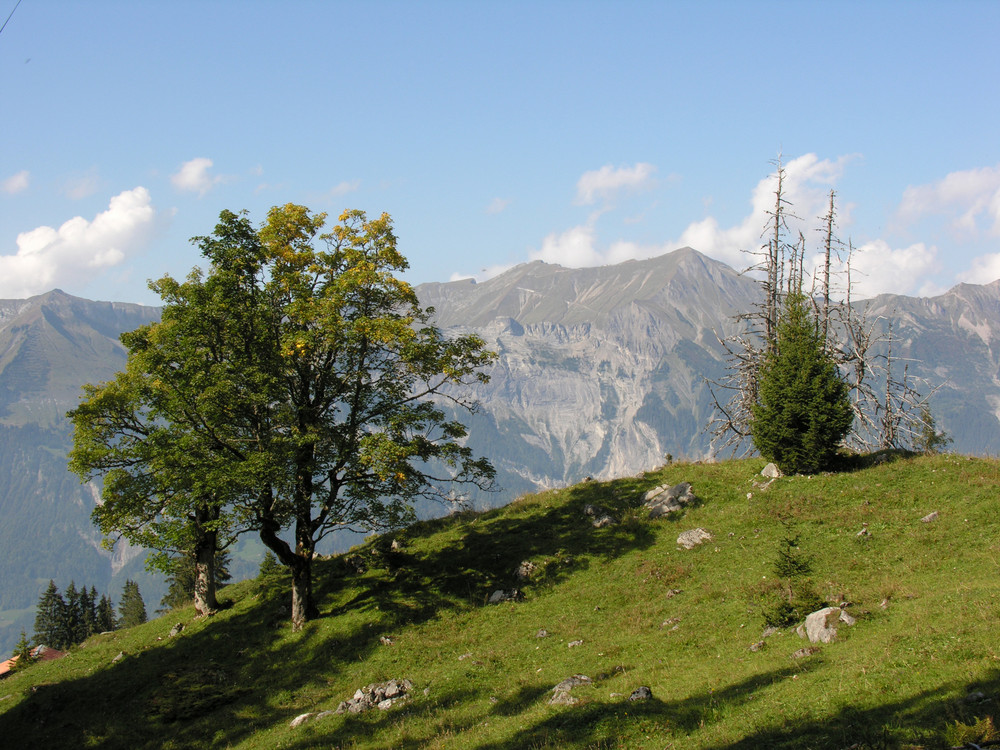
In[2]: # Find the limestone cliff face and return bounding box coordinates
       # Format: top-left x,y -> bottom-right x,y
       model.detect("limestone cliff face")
418,249 -> 760,494
420,255 -> 1000,501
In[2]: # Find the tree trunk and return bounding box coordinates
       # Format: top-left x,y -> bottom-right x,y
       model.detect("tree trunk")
193,533 -> 219,615
289,557 -> 314,631
290,519 -> 319,631
258,506 -> 319,631
192,503 -> 220,615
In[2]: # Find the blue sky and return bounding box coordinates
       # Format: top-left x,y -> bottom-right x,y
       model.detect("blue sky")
1,0 -> 998,305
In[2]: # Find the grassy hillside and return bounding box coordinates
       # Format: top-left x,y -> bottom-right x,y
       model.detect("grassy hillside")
1,454 -> 998,749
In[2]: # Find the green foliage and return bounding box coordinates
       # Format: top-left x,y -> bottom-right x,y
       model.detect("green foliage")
96,594 -> 117,633
256,551 -> 281,578
759,519 -> 824,628
751,293 -> 853,474
33,580 -> 68,649
9,630 -> 35,672
915,405 -> 952,454
70,205 -> 497,629
31,580 -> 116,650
118,580 -> 147,629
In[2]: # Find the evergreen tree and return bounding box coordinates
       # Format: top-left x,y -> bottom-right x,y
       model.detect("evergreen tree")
33,580 -> 68,650
83,586 -> 99,637
257,550 -> 282,578
63,582 -> 86,646
96,595 -> 117,633
159,551 -> 232,612
118,580 -> 148,628
751,293 -> 853,474
10,630 -> 36,672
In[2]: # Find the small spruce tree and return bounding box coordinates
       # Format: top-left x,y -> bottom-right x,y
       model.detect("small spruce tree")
751,293 -> 853,474
10,630 -> 36,672
118,580 -> 148,628
34,580 -> 69,650
96,594 -> 117,633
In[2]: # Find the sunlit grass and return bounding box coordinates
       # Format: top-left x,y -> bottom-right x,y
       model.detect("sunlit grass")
1,453 -> 998,748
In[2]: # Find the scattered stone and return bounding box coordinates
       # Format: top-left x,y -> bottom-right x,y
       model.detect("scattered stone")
965,690 -> 988,704
458,653 -> 473,660
549,690 -> 579,706
390,539 -> 403,551
661,617 -> 680,629
550,674 -> 592,705
380,636 -> 394,646
761,626 -> 779,639
792,646 -> 820,659
535,629 -> 549,638
749,640 -> 765,652
592,514 -> 616,528
645,482 -> 697,519
168,623 -> 184,638
628,686 -> 653,701
879,597 -> 890,610
677,528 -> 712,549
761,463 -> 782,478
112,651 -> 125,664
920,511 -> 939,523
568,639 -> 584,648
289,710 -> 335,728
334,679 -> 413,715
343,555 -> 367,574
796,606 -> 856,644
488,588 -> 522,604
515,560 -> 537,580
583,503 -> 604,516
664,588 -> 682,599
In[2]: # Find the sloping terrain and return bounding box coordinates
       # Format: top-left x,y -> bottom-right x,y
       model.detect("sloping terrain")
6,256 -> 1000,660
2,454 -> 998,749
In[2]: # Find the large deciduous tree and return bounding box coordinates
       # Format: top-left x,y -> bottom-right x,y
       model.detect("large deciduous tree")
70,206 -> 496,630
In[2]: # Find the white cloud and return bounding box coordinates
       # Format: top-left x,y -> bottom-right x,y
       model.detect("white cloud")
531,214 -> 605,267
486,197 -> 510,215
673,153 -> 855,269
826,239 -> 939,299
575,163 -> 657,205
957,252 -> 1000,286
2,170 -> 29,194
171,157 -> 223,196
896,165 -> 1000,238
0,187 -> 155,298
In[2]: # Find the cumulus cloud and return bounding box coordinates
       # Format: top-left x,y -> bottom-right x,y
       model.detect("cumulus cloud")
530,154 -> 855,275
825,239 -> 940,299
575,163 -> 657,205
171,157 -> 223,196
531,214 -> 607,267
957,253 -> 1000,286
896,164 -> 1000,237
0,187 -> 155,298
672,153 -> 855,270
2,170 -> 29,194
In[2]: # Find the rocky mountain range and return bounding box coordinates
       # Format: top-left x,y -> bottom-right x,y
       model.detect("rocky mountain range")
2,248 -> 999,654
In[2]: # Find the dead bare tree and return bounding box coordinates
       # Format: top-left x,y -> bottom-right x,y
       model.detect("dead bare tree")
708,160 -> 936,457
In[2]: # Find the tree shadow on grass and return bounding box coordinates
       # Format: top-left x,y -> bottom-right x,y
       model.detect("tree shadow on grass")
0,477 -> 663,749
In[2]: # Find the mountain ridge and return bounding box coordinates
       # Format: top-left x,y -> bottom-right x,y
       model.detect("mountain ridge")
2,250 -> 1000,657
